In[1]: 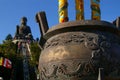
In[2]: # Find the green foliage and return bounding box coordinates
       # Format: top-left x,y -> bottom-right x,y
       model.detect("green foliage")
0,39 -> 23,62
30,42 -> 41,66
5,34 -> 13,41
0,37 -> 41,65
0,40 -> 16,58
0,39 -> 24,79
0,34 -> 41,79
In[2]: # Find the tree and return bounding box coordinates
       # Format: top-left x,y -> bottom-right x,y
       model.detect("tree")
0,33 -> 42,80
5,34 -> 13,41
30,42 -> 41,66
0,40 -> 18,80
0,40 -> 16,59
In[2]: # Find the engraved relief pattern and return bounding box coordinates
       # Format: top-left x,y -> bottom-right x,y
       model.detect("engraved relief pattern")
44,31 -> 119,49
39,60 -> 97,80
39,31 -> 120,80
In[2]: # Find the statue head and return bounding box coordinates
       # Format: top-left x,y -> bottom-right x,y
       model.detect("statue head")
21,17 -> 27,25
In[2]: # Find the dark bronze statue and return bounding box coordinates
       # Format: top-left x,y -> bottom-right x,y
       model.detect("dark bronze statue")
15,17 -> 33,40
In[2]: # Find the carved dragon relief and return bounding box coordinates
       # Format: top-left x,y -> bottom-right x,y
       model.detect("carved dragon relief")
44,31 -> 119,49
39,31 -> 120,79
39,61 -> 97,80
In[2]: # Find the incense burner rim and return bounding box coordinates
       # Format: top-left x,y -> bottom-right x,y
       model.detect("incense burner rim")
43,20 -> 119,40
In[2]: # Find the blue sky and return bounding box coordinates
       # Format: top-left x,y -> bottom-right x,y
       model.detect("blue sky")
0,0 -> 120,43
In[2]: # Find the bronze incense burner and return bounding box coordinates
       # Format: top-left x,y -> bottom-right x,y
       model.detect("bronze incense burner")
36,12 -> 120,80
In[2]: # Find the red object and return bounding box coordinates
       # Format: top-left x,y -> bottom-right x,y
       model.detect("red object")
3,58 -> 12,69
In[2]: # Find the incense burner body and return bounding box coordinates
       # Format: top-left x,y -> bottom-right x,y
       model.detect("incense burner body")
38,20 -> 120,80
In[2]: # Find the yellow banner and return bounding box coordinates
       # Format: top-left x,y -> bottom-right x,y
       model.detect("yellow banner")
75,0 -> 84,20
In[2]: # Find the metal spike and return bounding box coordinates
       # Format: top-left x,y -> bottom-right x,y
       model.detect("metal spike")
98,68 -> 104,80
